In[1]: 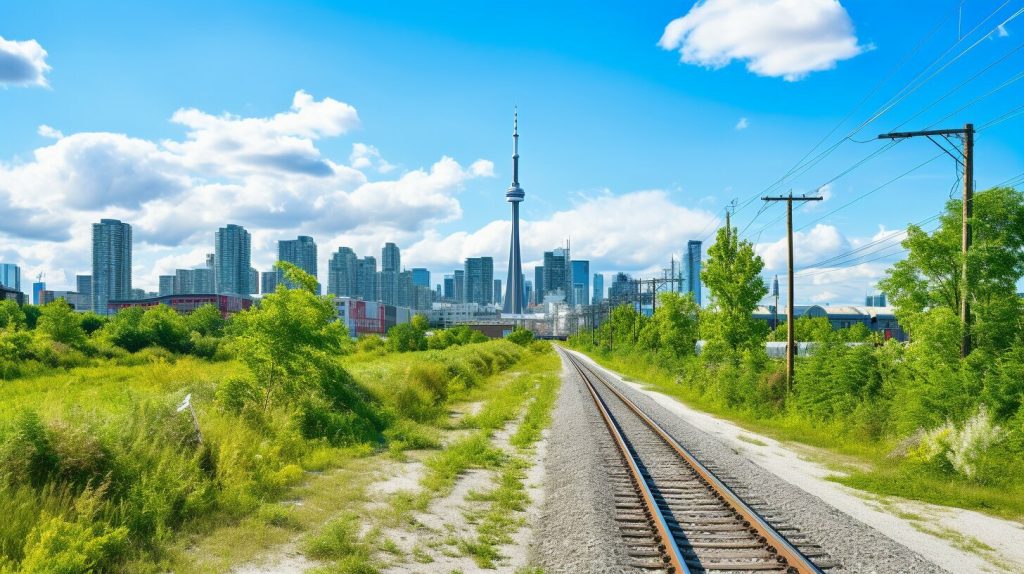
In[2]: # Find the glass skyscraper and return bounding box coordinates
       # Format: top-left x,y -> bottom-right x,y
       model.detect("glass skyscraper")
214,224 -> 251,295
0,263 -> 20,293
571,260 -> 590,306
328,246 -> 359,297
464,257 -> 494,306
593,273 -> 604,304
92,219 -> 132,315
684,240 -> 702,306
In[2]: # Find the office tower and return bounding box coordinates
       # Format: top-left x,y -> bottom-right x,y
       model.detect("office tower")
593,273 -> 604,304
435,284 -> 442,299
328,247 -> 359,297
0,263 -> 20,292
543,248 -> 571,303
453,269 -> 465,303
75,274 -> 92,312
524,281 -> 533,308
411,268 -> 430,288
494,279 -> 502,305
684,240 -> 702,306
32,281 -> 45,305
279,236 -> 319,292
92,218 -> 132,314
502,111 -> 525,314
464,257 -> 494,306
571,260 -> 590,306
357,256 -> 378,301
382,242 -> 400,273
443,275 -> 455,301
214,224 -> 251,295
158,275 -> 175,297
534,266 -> 544,305
261,270 -> 278,294
609,272 -> 635,305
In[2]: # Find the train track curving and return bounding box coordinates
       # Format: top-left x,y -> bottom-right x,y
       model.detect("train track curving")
561,348 -> 830,574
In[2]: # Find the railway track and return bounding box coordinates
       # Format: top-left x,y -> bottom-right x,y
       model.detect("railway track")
561,349 -> 828,574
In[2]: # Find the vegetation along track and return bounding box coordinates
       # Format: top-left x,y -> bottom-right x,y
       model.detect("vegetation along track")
561,348 -> 830,574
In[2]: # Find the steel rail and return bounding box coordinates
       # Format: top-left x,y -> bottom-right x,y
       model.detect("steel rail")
569,350 -> 690,573
565,349 -> 825,574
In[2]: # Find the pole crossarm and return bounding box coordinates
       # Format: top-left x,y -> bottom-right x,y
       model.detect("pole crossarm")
877,128 -> 971,139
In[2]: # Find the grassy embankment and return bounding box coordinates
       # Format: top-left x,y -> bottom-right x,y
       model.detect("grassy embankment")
0,338 -> 554,573
573,348 -> 1024,521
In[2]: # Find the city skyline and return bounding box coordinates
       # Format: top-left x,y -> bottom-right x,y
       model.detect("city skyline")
1,1 -> 1022,305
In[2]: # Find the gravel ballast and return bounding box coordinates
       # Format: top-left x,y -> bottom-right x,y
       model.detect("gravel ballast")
564,348 -> 948,574
534,352 -> 647,573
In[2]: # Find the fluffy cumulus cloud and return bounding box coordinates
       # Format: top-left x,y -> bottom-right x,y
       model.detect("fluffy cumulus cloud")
0,35 -> 51,87
403,190 -> 719,276
659,0 -> 866,81
0,90 -> 493,291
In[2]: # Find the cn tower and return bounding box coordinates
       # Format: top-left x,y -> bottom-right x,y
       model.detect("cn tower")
502,110 -> 525,315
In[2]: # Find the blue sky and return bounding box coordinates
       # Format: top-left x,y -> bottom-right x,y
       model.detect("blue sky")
1,0 -> 1022,304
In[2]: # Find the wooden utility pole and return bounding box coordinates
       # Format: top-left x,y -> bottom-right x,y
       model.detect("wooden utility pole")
762,192 -> 823,392
878,123 -> 974,357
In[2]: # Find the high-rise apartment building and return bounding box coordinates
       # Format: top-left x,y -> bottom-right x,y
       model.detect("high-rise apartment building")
382,242 -> 400,273
593,273 -> 604,304
443,275 -> 455,301
357,256 -> 378,301
76,275 -> 92,312
174,268 -> 214,294
206,253 -> 217,293
158,275 -> 175,297
494,279 -> 502,305
92,219 -> 132,314
214,224 -> 252,295
249,268 -> 259,294
328,247 -> 359,297
684,240 -> 702,306
453,269 -> 465,303
260,271 -> 278,294
0,263 -> 20,293
278,236 -> 318,292
571,260 -> 590,306
464,257 -> 494,306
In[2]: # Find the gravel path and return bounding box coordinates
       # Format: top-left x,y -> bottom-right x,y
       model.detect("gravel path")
565,348 -> 947,574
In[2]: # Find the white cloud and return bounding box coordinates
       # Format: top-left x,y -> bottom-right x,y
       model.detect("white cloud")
350,143 -> 396,173
659,0 -> 866,81
0,36 -> 51,87
0,91 -> 493,292
735,117 -> 749,130
37,125 -> 63,139
997,24 -> 1009,38
756,223 -> 849,272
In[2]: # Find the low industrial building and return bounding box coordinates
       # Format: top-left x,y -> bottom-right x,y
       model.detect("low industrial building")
333,297 -> 413,337
108,294 -> 253,318
753,304 -> 906,341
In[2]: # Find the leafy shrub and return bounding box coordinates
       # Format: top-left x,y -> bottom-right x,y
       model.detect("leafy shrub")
19,515 -> 129,574
216,375 -> 261,414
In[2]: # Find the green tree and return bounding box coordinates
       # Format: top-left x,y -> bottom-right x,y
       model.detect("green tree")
187,304 -> 225,336
36,300 -> 86,348
701,225 -> 769,354
101,307 -> 147,352
0,300 -> 27,330
230,261 -> 346,409
23,305 -> 41,329
652,292 -> 700,356
880,187 -> 1024,354
140,305 -> 191,353
507,326 -> 534,346
388,323 -> 427,352
78,312 -> 105,335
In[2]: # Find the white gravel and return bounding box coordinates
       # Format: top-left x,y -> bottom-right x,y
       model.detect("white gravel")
569,349 -> 1024,573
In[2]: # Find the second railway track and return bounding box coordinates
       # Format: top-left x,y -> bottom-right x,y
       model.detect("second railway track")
561,348 -> 828,574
